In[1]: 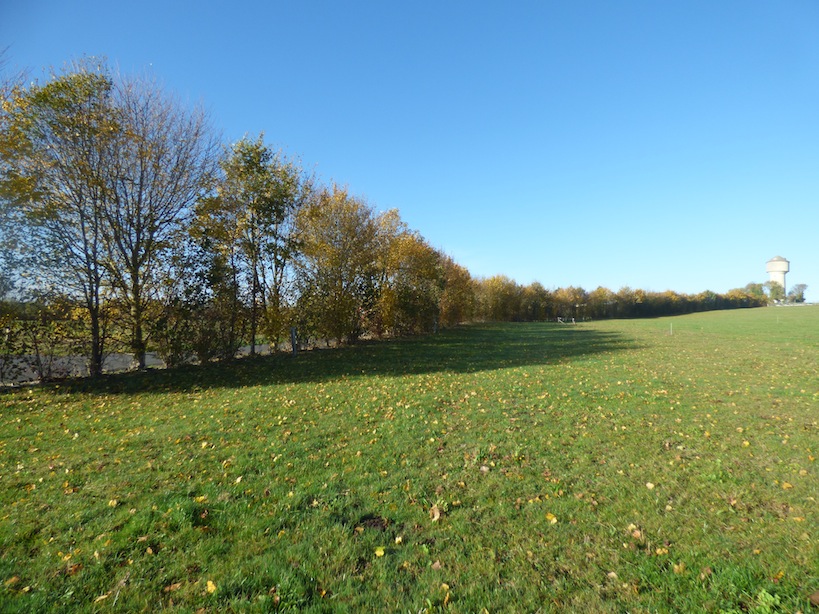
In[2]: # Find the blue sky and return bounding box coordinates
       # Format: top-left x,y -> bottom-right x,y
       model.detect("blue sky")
3,1 -> 818,299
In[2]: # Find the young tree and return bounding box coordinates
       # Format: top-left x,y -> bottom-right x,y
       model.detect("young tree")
102,72 -> 219,369
0,61 -> 116,376
743,282 -> 766,302
787,283 -> 807,304
763,281 -> 785,303
196,135 -> 312,355
294,185 -> 379,344
438,256 -> 475,327
374,211 -> 442,336
477,275 -> 523,322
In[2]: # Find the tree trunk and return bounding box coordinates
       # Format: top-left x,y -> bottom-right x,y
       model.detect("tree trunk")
131,284 -> 146,370
89,310 -> 103,377
250,260 -> 259,356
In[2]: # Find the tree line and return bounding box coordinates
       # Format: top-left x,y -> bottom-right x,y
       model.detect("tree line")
0,59 -> 778,382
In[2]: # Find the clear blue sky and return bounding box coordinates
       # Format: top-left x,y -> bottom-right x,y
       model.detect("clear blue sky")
3,1 -> 818,300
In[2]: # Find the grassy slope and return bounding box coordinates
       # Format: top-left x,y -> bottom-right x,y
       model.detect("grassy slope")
1,307 -> 816,612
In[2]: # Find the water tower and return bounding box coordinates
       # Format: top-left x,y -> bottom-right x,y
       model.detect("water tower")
766,256 -> 789,294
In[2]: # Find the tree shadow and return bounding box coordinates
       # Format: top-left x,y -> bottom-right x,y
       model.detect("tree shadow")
45,322 -> 639,396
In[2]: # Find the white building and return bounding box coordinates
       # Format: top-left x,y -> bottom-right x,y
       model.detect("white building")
765,256 -> 789,294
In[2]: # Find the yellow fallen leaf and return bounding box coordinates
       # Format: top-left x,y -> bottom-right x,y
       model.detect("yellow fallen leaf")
782,482 -> 793,490
430,504 -> 441,522
546,512 -> 558,524
207,580 -> 217,593
374,547 -> 385,557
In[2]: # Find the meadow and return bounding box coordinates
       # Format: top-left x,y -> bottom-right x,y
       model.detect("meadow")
1,307 -> 817,613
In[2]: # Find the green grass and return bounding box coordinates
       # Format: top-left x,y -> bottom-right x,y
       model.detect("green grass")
1,307 -> 817,612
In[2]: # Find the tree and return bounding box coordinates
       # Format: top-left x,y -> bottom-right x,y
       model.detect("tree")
0,60 -> 116,376
587,286 -> 615,320
374,211 -> 442,336
787,283 -> 807,304
196,135 -> 312,354
520,282 -> 552,321
553,286 -> 587,320
102,72 -> 218,369
477,275 -> 522,321
763,281 -> 785,303
438,256 -> 475,327
743,282 -> 766,302
294,185 -> 379,344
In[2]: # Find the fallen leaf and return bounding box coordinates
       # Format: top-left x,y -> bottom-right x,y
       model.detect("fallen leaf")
374,547 -> 385,557
164,582 -> 182,593
206,580 -> 217,594
430,504 -> 441,522
546,512 -> 558,524
431,560 -> 442,570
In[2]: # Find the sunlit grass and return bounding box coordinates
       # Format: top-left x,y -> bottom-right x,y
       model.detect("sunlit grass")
1,307 -> 817,612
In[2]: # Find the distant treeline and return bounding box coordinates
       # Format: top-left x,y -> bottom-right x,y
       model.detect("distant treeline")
472,278 -> 768,323
0,59 -> 770,382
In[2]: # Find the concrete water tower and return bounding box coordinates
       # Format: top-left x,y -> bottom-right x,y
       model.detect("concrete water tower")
766,256 -> 789,294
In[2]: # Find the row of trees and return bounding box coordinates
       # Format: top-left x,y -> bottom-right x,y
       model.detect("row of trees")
471,276 -> 772,323
0,60 -> 477,379
0,58 -> 783,382
743,281 -> 808,304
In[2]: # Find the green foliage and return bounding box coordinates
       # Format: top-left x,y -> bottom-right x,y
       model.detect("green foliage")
787,283 -> 807,304
764,281 -> 785,303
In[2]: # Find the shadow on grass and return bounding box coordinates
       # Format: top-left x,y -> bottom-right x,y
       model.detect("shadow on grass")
44,322 -> 638,396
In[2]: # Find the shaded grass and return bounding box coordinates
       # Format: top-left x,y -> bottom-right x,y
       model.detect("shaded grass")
1,308 -> 817,612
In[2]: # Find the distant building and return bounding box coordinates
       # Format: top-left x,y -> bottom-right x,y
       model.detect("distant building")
766,256 -> 789,294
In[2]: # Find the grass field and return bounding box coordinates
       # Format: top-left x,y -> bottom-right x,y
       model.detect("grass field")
1,307 -> 817,612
